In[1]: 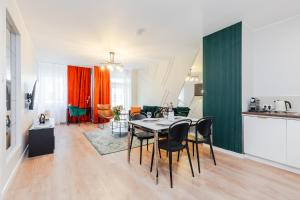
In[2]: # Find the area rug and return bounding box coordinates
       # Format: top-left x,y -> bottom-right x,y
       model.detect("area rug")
84,128 -> 153,155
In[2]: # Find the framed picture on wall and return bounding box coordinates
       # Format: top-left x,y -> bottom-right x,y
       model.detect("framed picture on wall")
194,83 -> 203,96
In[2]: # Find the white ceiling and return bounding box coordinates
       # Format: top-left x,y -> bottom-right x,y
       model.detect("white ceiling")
16,0 -> 300,67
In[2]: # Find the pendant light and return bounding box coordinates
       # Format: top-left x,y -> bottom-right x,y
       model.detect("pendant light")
185,67 -> 199,82
100,52 -> 124,72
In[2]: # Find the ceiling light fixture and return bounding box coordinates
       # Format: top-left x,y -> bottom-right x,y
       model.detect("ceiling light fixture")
100,52 -> 124,72
185,67 -> 200,82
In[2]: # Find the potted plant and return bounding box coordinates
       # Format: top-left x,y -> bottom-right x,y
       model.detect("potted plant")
112,105 -> 123,121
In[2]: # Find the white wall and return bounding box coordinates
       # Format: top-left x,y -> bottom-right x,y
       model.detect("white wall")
251,15 -> 300,111
131,69 -> 138,106
0,0 -> 37,197
242,23 -> 254,111
136,49 -> 198,106
135,40 -> 203,118
179,81 -> 195,106
0,0 -> 6,197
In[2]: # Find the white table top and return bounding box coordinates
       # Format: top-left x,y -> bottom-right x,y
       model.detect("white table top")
29,118 -> 55,130
129,117 -> 198,131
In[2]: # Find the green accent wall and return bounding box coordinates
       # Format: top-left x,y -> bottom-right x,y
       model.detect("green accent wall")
203,22 -> 242,153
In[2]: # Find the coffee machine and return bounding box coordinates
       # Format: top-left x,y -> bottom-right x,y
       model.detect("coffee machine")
248,97 -> 260,112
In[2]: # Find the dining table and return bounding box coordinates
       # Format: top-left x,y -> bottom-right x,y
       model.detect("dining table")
127,116 -> 198,185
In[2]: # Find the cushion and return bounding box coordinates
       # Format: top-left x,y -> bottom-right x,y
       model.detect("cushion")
98,110 -> 113,118
134,131 -> 154,139
174,107 -> 190,117
158,139 -> 185,151
130,106 -> 141,115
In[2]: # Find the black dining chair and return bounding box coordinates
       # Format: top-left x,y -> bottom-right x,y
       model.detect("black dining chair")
150,119 -> 194,188
153,110 -> 169,157
129,113 -> 154,165
186,117 -> 216,173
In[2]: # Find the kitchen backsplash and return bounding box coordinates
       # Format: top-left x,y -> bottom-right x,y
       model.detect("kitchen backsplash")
257,96 -> 300,112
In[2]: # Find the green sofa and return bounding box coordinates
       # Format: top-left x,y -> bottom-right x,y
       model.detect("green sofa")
141,105 -> 190,117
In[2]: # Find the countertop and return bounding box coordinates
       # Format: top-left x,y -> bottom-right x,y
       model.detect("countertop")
242,111 -> 300,119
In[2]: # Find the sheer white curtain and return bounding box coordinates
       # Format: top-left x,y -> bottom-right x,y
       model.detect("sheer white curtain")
110,70 -> 132,110
38,63 -> 67,124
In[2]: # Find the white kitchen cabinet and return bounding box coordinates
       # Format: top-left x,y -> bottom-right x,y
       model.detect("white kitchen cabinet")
287,120 -> 300,168
244,116 -> 286,163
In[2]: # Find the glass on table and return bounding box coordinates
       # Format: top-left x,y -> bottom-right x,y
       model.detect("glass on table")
146,112 -> 152,118
163,111 -> 168,119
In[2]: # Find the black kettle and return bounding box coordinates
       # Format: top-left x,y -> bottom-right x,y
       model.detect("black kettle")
39,114 -> 46,124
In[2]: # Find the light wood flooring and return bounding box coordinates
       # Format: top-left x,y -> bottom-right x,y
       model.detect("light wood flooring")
3,123 -> 300,200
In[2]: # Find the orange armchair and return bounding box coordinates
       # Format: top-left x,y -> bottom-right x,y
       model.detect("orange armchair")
97,104 -> 114,128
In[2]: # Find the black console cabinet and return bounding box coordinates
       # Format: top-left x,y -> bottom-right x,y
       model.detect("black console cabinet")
28,118 -> 55,157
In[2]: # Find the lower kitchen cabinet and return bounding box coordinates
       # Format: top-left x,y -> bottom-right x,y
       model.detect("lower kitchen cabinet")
244,116 -> 286,163
287,120 -> 300,168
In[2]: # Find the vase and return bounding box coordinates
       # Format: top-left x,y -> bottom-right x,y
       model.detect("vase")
114,114 -> 120,121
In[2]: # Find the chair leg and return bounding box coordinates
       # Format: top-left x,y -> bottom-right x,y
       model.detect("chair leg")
150,144 -> 154,172
192,142 -> 195,157
177,150 -> 180,162
129,134 -> 134,155
159,148 -> 162,158
147,139 -> 149,151
98,118 -> 103,129
140,139 -> 143,165
169,151 -> 173,188
209,138 -> 216,165
195,142 -> 201,173
186,145 -> 194,177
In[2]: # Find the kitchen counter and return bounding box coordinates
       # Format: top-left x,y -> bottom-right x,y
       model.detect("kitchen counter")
243,112 -> 300,171
242,111 -> 300,119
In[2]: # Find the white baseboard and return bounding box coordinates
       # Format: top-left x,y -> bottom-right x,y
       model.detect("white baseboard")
1,145 -> 28,199
245,154 -> 300,175
202,144 -> 300,174
202,143 -> 245,159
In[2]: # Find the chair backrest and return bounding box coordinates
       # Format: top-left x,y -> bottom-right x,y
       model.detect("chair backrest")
97,104 -> 113,117
69,105 -> 86,117
69,105 -> 78,117
97,104 -> 111,110
130,113 -> 146,120
168,119 -> 192,144
195,117 -> 213,138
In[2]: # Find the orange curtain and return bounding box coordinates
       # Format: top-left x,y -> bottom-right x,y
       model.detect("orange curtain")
68,66 -> 91,122
93,66 -> 111,123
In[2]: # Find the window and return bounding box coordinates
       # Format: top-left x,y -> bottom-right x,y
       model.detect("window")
6,15 -> 19,151
38,63 -> 67,124
111,71 -> 132,110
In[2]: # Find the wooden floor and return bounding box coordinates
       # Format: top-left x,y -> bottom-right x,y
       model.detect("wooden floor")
4,123 -> 300,200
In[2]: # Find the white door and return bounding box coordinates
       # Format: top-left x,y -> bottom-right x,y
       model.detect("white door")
244,116 -> 286,163
287,120 -> 300,168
